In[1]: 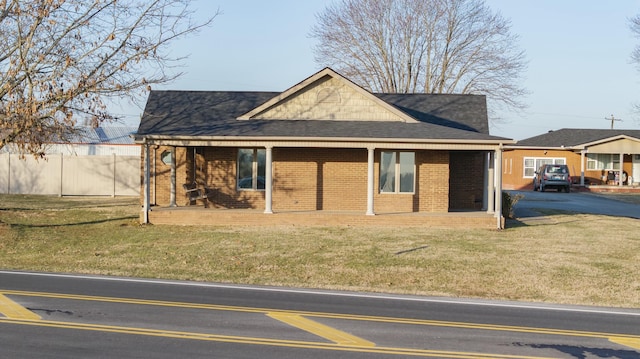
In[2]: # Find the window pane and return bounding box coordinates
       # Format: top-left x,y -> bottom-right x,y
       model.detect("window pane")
524,168 -> 534,177
524,158 -> 534,167
380,151 -> 396,192
536,159 -> 553,169
602,154 -> 610,169
160,150 -> 172,165
256,149 -> 266,190
595,154 -> 605,170
399,152 -> 415,193
238,149 -> 253,189
612,154 -> 620,170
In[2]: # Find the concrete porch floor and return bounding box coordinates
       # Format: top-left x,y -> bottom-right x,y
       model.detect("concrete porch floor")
144,206 -> 502,229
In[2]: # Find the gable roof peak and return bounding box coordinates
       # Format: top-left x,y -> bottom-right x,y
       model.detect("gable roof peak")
236,67 -> 419,123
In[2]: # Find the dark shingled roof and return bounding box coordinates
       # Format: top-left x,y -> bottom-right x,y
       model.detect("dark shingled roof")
136,90 -> 508,142
514,128 -> 640,147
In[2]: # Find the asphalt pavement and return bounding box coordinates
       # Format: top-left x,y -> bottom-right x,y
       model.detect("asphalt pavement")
1,271 -> 639,358
509,190 -> 640,220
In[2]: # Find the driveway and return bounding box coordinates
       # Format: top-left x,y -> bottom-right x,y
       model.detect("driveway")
508,190 -> 640,220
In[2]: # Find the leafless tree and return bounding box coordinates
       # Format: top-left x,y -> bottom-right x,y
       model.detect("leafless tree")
631,15 -> 640,67
629,14 -> 640,116
0,0 -> 217,157
311,0 -> 528,119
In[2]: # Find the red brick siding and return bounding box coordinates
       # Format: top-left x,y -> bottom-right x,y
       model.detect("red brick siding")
449,151 -> 484,210
203,147 -> 265,209
273,148 -> 367,211
149,146 -> 189,206
146,147 -> 482,213
374,150 -> 449,212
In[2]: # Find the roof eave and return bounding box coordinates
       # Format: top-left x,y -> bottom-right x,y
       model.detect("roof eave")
135,134 -> 514,146
579,134 -> 640,148
504,144 -> 582,150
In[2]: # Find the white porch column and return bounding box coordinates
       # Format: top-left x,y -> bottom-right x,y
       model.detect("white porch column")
143,142 -> 151,224
264,146 -> 273,214
580,150 -> 585,186
494,146 -> 504,229
619,152 -> 625,187
169,146 -> 176,207
366,147 -> 375,216
482,151 -> 490,210
486,151 -> 495,213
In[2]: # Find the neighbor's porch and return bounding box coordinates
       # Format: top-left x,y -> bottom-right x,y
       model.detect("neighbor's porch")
143,206 -> 502,229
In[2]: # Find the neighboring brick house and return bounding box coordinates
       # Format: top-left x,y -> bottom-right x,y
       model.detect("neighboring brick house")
502,129 -> 640,190
134,68 -> 513,228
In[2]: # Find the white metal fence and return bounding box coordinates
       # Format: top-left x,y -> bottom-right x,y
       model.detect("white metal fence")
0,153 -> 140,196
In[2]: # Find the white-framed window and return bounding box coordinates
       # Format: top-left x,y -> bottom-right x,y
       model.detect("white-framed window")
160,150 -> 172,165
586,153 -> 620,170
523,157 -> 565,178
380,151 -> 415,193
237,148 -> 266,191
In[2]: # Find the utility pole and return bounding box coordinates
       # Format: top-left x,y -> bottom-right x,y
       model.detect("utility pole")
605,114 -> 622,129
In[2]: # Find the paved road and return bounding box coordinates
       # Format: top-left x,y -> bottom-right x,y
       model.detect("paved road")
1,271 -> 639,358
509,190 -> 640,220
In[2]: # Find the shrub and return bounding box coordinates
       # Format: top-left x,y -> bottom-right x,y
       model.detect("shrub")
502,191 -> 524,219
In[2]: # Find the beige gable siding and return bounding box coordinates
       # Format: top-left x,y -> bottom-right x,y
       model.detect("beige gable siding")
587,138 -> 640,153
252,77 -> 406,122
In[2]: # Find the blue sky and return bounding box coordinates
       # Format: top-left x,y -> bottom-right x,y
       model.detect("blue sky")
116,0 -> 640,140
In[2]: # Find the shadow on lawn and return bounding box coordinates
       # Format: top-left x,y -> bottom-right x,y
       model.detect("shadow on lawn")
5,216 -> 138,228
0,202 -> 137,212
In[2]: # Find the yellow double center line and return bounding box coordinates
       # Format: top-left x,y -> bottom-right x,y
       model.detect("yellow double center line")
1,289 -> 639,357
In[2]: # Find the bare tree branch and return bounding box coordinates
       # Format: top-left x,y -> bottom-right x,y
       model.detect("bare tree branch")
629,13 -> 640,117
0,0 -> 218,157
311,0 -> 528,122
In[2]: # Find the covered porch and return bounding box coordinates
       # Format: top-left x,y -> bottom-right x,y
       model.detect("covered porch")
576,136 -> 640,187
140,142 -> 509,229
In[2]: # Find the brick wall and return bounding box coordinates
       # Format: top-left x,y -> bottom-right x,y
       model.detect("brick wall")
147,146 -> 458,213
148,146 -> 189,206
449,151 -> 484,210
273,148 -> 368,211
202,147 -> 265,209
373,150 -> 450,212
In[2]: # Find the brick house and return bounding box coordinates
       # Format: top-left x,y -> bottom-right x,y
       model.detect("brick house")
134,68 -> 514,228
502,129 -> 640,191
